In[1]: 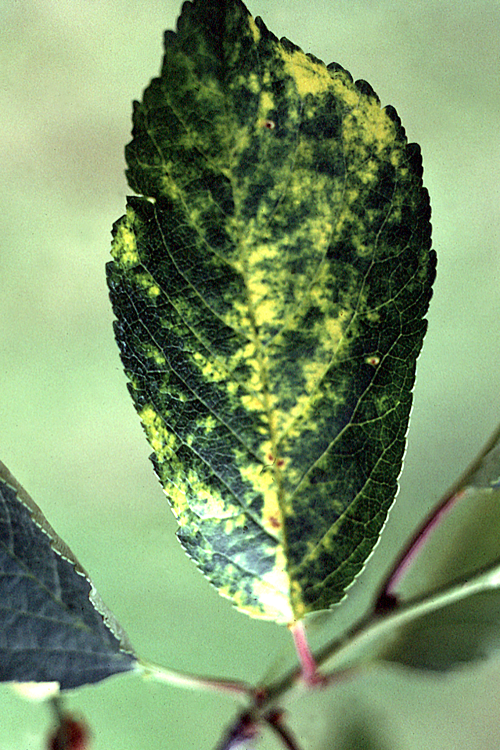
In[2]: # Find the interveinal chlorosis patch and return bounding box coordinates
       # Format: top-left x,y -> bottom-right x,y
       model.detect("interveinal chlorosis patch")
108,0 -> 435,623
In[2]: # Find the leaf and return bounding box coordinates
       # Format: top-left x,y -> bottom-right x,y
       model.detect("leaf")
377,424 -> 500,671
107,0 -> 435,623
0,461 -> 136,689
335,711 -> 399,750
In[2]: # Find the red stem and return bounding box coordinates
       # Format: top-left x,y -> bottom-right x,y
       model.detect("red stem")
289,620 -> 324,685
375,488 -> 466,611
376,422 -> 500,612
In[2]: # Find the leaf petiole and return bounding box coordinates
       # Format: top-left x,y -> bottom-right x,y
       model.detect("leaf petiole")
289,620 -> 326,686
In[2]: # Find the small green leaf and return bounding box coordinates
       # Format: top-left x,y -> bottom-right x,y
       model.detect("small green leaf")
107,0 -> 435,622
0,461 -> 136,689
379,425 -> 500,671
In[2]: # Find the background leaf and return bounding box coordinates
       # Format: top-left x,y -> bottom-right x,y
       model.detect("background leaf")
107,0 -> 436,623
377,426 -> 500,671
334,712 -> 399,750
0,461 -> 136,689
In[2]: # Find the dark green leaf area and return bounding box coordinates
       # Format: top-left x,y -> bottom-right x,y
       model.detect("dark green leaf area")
383,591 -> 500,671
125,0 -> 271,201
109,0 -> 436,621
0,475 -> 135,688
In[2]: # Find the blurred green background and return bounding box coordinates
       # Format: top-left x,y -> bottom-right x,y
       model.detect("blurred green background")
1,0 -> 499,748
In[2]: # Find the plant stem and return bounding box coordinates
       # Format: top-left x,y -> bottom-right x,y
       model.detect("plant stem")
289,620 -> 324,685
143,423 -> 500,748
375,420 -> 500,606
376,488 -> 465,605
259,563 -> 500,708
265,710 -> 303,750
139,564 -> 499,712
214,712 -> 259,750
138,657 -> 253,697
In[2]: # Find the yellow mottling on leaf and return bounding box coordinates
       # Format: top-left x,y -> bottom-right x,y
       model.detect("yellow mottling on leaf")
192,350 -> 228,385
353,237 -> 371,257
222,513 -> 249,534
111,210 -> 141,268
219,550 -> 293,623
259,90 -> 275,117
226,380 -> 238,397
390,148 -> 404,168
165,483 -> 189,522
222,297 -> 253,334
342,107 -> 396,160
199,414 -> 218,435
279,46 -> 333,99
141,342 -> 166,367
366,309 -> 381,323
335,203 -> 363,239
243,245 -> 283,329
290,580 -> 307,620
139,406 -> 176,462
245,72 -> 261,95
323,316 -> 346,347
107,0 -> 435,625
248,14 -> 261,43
135,273 -> 162,299
239,459 -> 283,537
194,486 -> 241,520
160,174 -> 182,202
223,518 -> 234,534
254,297 -> 280,330
240,392 -> 265,413
329,76 -> 361,109
229,127 -> 252,163
359,159 -> 379,185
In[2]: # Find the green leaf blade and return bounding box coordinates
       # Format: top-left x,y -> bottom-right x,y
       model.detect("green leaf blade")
0,462 -> 136,689
108,0 -> 435,622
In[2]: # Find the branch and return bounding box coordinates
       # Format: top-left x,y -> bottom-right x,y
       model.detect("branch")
265,710 -> 303,750
137,657 -> 253,698
257,563 -> 500,711
140,424 -> 500,749
214,712 -> 259,750
375,421 -> 500,608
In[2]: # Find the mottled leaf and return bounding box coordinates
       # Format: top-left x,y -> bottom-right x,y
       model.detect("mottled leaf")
0,461 -> 136,689
107,0 -> 435,623
378,425 -> 500,671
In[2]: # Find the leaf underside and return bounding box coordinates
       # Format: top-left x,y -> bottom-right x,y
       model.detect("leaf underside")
0,462 -> 136,689
107,0 -> 436,623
